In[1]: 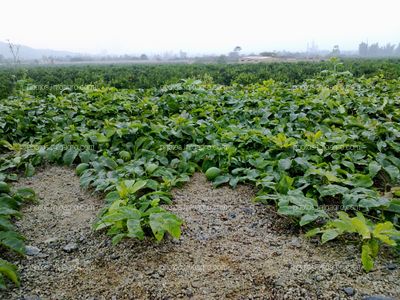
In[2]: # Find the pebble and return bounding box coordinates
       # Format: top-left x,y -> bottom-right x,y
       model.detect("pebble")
191,280 -> 202,288
362,296 -> 395,300
269,240 -> 282,247
242,207 -> 254,214
185,288 -> 194,297
274,278 -> 285,287
62,242 -> 78,253
289,237 -> 301,248
26,245 -> 41,256
23,296 -> 41,300
145,269 -> 155,275
44,237 -> 58,244
343,287 -> 355,296
272,250 -> 282,257
386,263 -> 397,270
110,254 -> 120,260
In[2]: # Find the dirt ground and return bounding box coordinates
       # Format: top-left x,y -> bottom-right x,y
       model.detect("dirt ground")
1,166 -> 399,299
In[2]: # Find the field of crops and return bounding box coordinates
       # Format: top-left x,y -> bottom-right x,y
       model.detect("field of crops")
0,61 -> 399,296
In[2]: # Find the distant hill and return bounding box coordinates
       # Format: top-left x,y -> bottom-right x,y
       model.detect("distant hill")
0,41 -> 79,60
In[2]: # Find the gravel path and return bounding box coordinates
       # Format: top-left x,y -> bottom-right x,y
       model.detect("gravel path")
0,166 -> 399,299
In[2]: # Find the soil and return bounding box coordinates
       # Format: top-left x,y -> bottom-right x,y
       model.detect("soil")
0,166 -> 399,300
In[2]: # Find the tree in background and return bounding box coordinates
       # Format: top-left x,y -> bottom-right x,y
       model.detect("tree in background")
228,46 -> 242,60
359,42 -> 368,57
358,42 -> 400,57
396,43 -> 400,56
331,45 -> 340,57
6,39 -> 20,65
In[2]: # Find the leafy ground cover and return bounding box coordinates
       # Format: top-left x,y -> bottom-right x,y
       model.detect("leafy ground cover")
0,64 -> 399,288
1,58 -> 400,99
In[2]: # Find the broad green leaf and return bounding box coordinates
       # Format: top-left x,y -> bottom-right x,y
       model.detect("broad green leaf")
361,243 -> 374,272
126,219 -> 144,240
369,238 -> 379,257
149,212 -> 182,241
351,218 -> 371,239
129,180 -> 148,194
0,208 -> 21,217
213,175 -> 230,187
105,191 -> 120,204
278,205 -> 303,217
305,228 -> 322,237
111,233 -> 126,245
0,217 -> 14,231
0,231 -> 25,255
383,165 -> 400,181
278,158 -> 292,171
24,163 -> 35,177
299,214 -> 319,226
0,259 -> 19,287
14,188 -> 36,202
368,161 -> 381,178
95,133 -> 110,143
349,174 -> 373,188
385,199 -> 400,214
277,175 -> 294,194
317,184 -> 348,197
321,229 -> 340,244
372,222 -> 397,246
63,148 -> 79,166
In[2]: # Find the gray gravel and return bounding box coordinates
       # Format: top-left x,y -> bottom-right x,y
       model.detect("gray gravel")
0,166 -> 399,299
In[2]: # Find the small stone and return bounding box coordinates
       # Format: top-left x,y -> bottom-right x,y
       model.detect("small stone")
145,269 -> 154,275
26,245 -> 41,256
191,280 -> 202,288
274,278 -> 285,287
242,207 -> 253,214
62,242 -> 78,253
289,237 -> 301,248
272,250 -> 282,257
269,240 -> 282,247
23,296 -> 41,300
315,275 -> 324,282
250,222 -> 258,228
44,237 -> 58,244
185,288 -> 193,297
343,287 -> 355,296
110,254 -> 120,260
387,263 -> 397,270
362,296 -> 395,300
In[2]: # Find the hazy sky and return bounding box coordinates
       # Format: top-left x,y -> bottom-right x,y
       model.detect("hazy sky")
1,0 -> 399,55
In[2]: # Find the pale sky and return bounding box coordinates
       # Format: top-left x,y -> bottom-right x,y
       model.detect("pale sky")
1,0 -> 399,55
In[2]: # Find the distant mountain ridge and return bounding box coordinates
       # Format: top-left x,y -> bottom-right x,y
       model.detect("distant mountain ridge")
0,41 -> 80,60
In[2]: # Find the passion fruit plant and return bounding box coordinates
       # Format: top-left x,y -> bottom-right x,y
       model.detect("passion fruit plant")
0,66 -> 400,288
0,178 -> 36,288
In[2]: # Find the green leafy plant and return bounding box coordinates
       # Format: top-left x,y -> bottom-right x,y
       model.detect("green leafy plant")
0,180 -> 36,288
307,212 -> 400,272
94,180 -> 182,244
